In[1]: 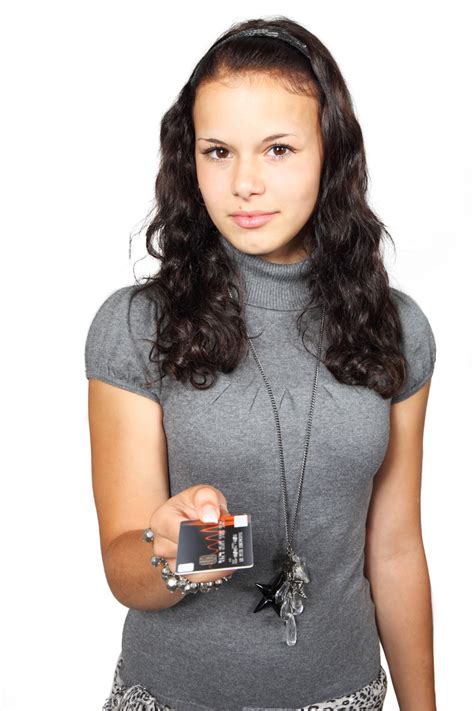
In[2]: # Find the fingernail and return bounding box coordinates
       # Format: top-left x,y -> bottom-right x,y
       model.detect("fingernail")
200,505 -> 219,523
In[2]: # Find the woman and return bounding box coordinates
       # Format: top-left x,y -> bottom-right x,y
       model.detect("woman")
85,16 -> 437,711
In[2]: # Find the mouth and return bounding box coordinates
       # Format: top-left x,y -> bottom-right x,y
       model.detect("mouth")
230,212 -> 279,229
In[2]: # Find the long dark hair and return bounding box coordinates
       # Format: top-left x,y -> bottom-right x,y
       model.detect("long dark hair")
131,15 -> 406,399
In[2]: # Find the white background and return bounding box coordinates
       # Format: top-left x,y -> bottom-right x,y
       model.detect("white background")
1,2 -> 472,709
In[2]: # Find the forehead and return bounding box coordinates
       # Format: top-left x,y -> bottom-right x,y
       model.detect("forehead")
193,74 -> 318,134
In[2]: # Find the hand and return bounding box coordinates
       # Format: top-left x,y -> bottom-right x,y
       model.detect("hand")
148,484 -> 235,585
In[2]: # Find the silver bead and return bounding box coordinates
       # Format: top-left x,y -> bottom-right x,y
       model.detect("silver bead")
161,564 -> 171,577
183,581 -> 198,594
150,555 -> 164,568
142,528 -> 154,543
198,582 -> 214,593
166,576 -> 178,590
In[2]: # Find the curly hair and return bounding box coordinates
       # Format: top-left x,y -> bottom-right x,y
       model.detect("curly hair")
131,15 -> 406,399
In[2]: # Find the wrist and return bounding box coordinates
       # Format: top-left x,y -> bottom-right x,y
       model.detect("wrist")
152,556 -> 234,595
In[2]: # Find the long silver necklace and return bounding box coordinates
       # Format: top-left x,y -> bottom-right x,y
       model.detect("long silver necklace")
248,305 -> 326,646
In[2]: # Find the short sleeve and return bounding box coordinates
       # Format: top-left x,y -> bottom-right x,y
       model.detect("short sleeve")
390,287 -> 437,403
84,284 -> 163,403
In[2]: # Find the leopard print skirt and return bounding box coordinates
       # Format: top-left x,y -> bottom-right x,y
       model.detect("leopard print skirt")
102,652 -> 387,710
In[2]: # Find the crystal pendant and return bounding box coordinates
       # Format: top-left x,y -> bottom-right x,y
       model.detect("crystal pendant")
285,612 -> 297,646
291,590 -> 304,615
254,550 -> 310,645
280,594 -> 292,620
279,550 -> 309,644
274,579 -> 290,605
292,553 -> 310,583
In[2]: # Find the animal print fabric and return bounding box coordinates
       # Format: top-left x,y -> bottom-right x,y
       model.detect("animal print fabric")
102,653 -> 387,710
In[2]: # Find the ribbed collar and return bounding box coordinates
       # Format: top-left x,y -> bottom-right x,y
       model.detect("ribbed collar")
218,232 -> 314,311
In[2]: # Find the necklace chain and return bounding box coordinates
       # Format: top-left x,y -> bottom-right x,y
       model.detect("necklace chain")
246,305 -> 326,557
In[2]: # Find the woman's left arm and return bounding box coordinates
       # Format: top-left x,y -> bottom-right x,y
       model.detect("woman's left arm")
364,380 -> 437,711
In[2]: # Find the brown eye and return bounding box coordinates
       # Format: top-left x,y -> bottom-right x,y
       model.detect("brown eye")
270,146 -> 288,158
203,146 -> 230,160
202,142 -> 295,162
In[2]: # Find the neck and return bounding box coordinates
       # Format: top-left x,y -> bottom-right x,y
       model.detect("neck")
217,233 -> 314,311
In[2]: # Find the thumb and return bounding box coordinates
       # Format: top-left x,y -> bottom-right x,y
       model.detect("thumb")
194,486 -> 228,523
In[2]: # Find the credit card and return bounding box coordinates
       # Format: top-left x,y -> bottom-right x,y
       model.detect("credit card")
176,513 -> 254,575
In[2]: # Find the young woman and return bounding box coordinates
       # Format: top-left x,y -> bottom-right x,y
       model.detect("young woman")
86,16 -> 437,711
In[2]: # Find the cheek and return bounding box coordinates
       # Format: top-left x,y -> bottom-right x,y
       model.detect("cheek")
197,163 -> 226,205
273,161 -> 320,205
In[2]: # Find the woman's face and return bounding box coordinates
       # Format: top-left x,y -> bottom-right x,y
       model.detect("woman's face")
193,73 -> 323,264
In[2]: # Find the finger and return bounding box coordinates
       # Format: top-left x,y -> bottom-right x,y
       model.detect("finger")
151,536 -> 177,560
150,505 -> 188,546
192,485 -> 229,522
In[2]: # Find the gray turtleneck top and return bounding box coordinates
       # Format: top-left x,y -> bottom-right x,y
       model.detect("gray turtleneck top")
85,233 -> 436,710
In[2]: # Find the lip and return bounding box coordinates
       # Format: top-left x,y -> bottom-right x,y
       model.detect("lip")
231,212 -> 278,229
231,210 -> 276,217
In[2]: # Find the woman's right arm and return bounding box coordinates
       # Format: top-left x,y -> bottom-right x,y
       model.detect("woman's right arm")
87,378 -> 184,611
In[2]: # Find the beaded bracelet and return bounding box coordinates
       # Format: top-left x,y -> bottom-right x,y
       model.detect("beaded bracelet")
142,527 -> 233,596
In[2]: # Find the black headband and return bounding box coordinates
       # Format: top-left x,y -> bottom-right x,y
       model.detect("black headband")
189,26 -> 312,86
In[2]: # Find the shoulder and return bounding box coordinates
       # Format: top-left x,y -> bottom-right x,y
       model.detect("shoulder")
389,286 -> 437,403
85,284 -> 159,362
87,283 -> 158,329
84,283 -> 162,403
390,286 -> 433,330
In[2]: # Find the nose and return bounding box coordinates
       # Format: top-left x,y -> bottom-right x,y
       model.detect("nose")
231,158 -> 265,199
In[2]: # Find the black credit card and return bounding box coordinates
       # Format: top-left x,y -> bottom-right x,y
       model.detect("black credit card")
176,513 -> 254,575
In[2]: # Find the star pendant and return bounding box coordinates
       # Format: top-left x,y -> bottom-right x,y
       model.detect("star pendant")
253,569 -> 286,617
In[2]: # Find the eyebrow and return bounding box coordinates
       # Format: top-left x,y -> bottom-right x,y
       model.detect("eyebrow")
197,133 -> 297,146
